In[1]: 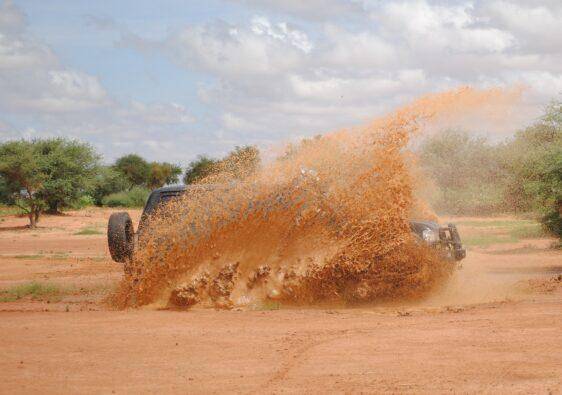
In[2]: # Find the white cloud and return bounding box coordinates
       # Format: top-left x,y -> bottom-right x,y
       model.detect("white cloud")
3,0 -> 562,163
289,70 -> 427,103
151,2 -> 561,144
373,1 -> 515,54
0,0 -> 25,34
166,19 -> 308,78
0,3 -> 107,113
125,101 -> 194,125
226,0 -> 365,21
0,1 -> 197,162
318,25 -> 397,71
479,1 -> 562,52
250,16 -> 312,53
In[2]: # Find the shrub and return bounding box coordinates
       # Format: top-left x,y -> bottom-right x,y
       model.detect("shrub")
418,130 -> 508,215
503,102 -> 561,237
114,154 -> 151,187
0,138 -> 100,226
71,195 -> 95,210
148,162 -> 182,189
431,183 -> 506,216
90,166 -> 130,206
184,155 -> 218,184
102,187 -> 149,208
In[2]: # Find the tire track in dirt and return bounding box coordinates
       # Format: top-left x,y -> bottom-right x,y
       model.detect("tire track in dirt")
265,329 -> 353,387
264,326 -> 387,388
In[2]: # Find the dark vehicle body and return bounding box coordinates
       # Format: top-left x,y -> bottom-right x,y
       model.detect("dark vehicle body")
108,185 -> 466,264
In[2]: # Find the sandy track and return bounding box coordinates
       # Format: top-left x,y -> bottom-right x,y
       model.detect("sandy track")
1,209 -> 561,394
2,295 -> 561,394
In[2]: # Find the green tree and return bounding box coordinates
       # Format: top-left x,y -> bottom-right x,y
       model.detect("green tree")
183,155 -> 217,185
148,162 -> 182,189
419,130 -> 506,214
34,138 -> 100,213
502,101 -> 562,237
183,146 -> 261,185
0,140 -> 45,227
0,176 -> 12,204
531,148 -> 562,237
220,145 -> 260,179
501,101 -> 562,213
90,166 -> 130,206
0,138 -> 100,225
114,154 -> 151,188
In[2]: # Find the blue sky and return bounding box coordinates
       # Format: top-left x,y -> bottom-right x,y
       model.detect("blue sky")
19,1 -> 241,103
1,0 -> 561,165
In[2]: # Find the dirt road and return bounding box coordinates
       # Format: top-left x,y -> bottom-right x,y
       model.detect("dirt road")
1,209 -> 561,394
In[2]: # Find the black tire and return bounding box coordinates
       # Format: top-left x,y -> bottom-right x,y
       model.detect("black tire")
108,212 -> 135,263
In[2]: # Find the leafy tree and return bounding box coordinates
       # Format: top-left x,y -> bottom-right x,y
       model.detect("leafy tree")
502,102 -> 561,237
0,176 -> 12,204
0,140 -> 45,227
33,138 -> 100,213
114,154 -> 151,188
219,145 -> 260,179
0,138 -> 99,226
530,148 -> 562,237
102,186 -> 150,208
183,146 -> 261,185
183,155 -> 218,184
419,130 -> 506,214
501,101 -> 562,213
148,162 -> 182,189
90,166 -> 130,206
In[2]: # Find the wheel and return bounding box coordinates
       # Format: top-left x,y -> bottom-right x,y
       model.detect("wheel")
107,212 -> 135,263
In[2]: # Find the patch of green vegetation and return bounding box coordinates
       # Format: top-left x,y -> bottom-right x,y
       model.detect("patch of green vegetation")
462,220 -> 547,248
74,227 -> 103,235
0,205 -> 24,217
12,254 -> 43,259
508,223 -> 546,239
458,219 -> 535,228
0,282 -> 62,302
463,234 -> 518,248
254,300 -> 281,311
460,218 -> 548,247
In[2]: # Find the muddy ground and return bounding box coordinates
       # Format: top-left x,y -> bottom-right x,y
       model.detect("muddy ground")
0,208 -> 561,394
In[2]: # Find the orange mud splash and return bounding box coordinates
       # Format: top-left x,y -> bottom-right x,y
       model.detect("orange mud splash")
113,86 -> 520,309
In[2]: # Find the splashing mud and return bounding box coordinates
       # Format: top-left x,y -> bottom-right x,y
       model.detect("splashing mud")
112,87 -> 520,309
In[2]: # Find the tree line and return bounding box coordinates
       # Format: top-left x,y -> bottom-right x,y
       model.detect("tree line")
0,140 -> 259,228
0,102 -> 559,238
419,101 -> 561,237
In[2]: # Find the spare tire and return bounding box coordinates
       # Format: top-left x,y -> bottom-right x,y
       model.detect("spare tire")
108,212 -> 135,263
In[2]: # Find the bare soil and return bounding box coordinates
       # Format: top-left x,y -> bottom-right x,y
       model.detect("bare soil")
1,209 -> 561,394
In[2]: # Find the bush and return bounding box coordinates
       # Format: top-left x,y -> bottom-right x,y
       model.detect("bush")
114,154 -> 151,187
543,210 -> 562,239
102,187 -> 150,208
91,166 -> 130,206
431,184 -> 506,216
0,176 -> 13,205
71,195 -> 95,210
418,130 -> 508,215
503,102 -> 561,237
533,149 -> 562,238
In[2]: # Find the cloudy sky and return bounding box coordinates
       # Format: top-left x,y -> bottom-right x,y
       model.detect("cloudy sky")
1,0 -> 561,164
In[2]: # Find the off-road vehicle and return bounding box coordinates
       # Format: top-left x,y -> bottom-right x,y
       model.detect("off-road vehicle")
107,185 -> 466,265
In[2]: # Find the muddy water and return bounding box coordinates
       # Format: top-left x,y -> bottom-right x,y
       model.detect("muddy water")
113,87 -> 520,309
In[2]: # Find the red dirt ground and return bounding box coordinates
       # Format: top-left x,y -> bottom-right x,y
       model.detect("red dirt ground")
1,208 -> 561,394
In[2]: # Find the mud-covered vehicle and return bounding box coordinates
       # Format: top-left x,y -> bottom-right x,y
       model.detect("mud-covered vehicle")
107,185 -> 466,265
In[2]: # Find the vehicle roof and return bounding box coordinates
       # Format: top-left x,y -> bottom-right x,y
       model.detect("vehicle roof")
151,185 -> 187,194
143,184 -> 227,216
151,184 -> 230,194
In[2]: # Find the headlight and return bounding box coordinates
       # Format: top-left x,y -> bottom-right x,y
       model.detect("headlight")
422,228 -> 439,243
